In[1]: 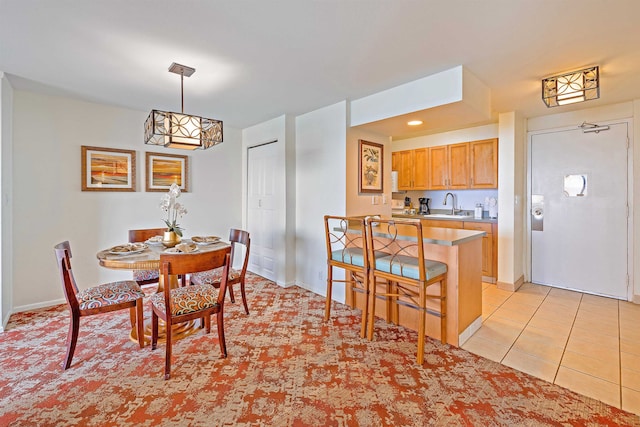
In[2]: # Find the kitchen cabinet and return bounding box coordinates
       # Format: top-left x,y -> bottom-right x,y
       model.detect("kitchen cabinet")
428,142 -> 469,190
393,148 -> 428,190
422,218 -> 497,282
463,222 -> 496,280
470,138 -> 498,189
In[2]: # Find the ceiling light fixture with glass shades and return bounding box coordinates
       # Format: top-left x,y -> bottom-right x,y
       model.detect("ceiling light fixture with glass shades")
542,66 -> 599,108
144,62 -> 223,150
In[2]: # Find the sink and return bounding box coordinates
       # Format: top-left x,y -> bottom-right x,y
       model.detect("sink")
423,213 -> 473,219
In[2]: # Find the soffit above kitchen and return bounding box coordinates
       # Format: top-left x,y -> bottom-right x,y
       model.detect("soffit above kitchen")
350,66 -> 494,140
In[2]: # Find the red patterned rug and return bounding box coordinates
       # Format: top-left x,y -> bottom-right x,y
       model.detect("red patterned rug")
0,273 -> 638,426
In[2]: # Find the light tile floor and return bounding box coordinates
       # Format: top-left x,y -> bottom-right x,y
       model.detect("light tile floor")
461,282 -> 640,416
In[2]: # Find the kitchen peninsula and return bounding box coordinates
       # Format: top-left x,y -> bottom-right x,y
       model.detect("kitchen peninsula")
346,219 -> 485,347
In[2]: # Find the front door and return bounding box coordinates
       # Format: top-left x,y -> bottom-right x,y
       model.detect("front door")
530,122 -> 629,298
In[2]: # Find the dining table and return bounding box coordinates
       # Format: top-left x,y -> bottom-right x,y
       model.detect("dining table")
96,237 -> 231,344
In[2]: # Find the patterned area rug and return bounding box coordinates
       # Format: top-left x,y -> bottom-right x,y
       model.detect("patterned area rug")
1,273 -> 638,426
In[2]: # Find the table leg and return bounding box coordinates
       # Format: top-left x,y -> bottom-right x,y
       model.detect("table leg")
129,273 -> 201,345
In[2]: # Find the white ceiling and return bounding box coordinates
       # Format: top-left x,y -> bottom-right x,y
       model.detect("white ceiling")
2,0 -> 640,138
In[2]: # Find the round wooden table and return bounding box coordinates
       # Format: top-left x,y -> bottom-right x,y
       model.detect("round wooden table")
97,240 -> 230,344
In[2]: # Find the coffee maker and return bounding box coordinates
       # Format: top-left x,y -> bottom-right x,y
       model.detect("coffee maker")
418,197 -> 430,214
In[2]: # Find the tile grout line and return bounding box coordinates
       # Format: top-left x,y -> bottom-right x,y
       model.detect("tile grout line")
551,292 -> 582,385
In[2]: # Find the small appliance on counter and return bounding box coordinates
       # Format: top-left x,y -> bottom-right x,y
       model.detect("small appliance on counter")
404,196 -> 412,208
418,198 -> 430,215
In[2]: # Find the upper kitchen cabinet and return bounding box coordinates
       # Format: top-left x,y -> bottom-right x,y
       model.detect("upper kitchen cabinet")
428,142 -> 469,190
393,148 -> 429,190
469,138 -> 498,189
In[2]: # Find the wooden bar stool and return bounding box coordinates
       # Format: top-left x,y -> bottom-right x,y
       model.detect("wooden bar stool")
365,218 -> 447,365
324,215 -> 371,338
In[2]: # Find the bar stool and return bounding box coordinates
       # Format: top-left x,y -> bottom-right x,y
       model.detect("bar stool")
324,215 -> 370,338
365,218 -> 447,365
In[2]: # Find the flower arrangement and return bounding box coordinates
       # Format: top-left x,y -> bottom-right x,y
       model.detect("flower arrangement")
159,183 -> 187,237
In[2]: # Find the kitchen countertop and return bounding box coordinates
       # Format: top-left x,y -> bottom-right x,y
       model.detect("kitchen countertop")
392,212 -> 497,224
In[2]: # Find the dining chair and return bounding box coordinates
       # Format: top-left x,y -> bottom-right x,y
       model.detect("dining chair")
54,241 -> 145,370
190,229 -> 251,314
364,219 -> 447,365
151,246 -> 232,380
128,228 -> 166,287
323,215 -> 372,338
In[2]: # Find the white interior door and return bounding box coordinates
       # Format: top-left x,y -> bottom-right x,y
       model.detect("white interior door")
247,142 -> 277,281
530,123 -> 628,298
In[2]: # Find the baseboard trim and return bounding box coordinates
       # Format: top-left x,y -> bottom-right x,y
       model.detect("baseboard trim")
633,295 -> 640,305
13,298 -> 65,314
482,276 -> 496,284
497,275 -> 524,292
458,316 -> 483,346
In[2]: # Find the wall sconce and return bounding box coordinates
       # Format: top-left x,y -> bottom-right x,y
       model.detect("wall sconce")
144,63 -> 223,150
542,66 -> 599,108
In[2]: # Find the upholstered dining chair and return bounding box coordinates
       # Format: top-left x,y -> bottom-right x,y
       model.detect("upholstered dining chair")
54,241 -> 145,370
323,215 -> 371,338
190,229 -> 251,314
151,246 -> 231,380
128,228 -> 166,287
364,219 -> 448,365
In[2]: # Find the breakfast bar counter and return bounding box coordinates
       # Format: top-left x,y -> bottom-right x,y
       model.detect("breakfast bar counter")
346,221 -> 485,347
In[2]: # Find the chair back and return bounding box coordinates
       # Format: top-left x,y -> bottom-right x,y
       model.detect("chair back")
54,241 -> 80,312
160,247 -> 232,317
229,229 -> 250,277
128,228 -> 166,243
365,219 -> 426,280
324,215 -> 368,268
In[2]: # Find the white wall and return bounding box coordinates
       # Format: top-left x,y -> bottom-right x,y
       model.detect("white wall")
11,91 -> 242,311
497,112 -> 525,287
295,101 -> 348,299
1,73 -> 14,329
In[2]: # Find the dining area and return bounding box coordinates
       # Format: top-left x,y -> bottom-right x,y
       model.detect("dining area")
53,184 -> 252,380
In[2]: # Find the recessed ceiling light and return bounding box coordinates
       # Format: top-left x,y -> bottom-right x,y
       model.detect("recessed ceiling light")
407,120 -> 423,126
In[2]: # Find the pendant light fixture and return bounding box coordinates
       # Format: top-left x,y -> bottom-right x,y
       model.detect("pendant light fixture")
144,62 -> 223,150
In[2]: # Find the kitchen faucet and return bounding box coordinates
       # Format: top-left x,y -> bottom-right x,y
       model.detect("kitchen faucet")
443,192 -> 456,215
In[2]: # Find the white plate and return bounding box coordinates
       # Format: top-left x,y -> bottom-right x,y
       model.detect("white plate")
109,243 -> 148,255
145,236 -> 164,245
164,246 -> 199,254
191,236 -> 221,245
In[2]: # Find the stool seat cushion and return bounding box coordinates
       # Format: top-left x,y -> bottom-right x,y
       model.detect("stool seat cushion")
150,285 -> 219,316
76,281 -> 144,311
331,248 -> 366,267
375,255 -> 447,281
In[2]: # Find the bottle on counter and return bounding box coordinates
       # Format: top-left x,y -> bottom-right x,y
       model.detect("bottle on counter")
474,203 -> 483,219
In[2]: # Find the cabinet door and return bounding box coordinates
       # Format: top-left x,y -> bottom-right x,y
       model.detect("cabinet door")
463,222 -> 493,278
397,150 -> 414,190
413,148 -> 429,190
392,152 -> 399,173
470,138 -> 498,188
448,142 -> 469,189
428,146 -> 448,190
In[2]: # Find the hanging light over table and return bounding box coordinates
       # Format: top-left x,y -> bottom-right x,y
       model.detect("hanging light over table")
144,62 -> 223,150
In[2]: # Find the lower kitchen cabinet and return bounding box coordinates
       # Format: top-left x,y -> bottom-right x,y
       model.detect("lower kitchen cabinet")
422,219 -> 497,282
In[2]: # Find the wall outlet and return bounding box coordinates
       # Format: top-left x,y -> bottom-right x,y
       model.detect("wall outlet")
371,196 -> 379,205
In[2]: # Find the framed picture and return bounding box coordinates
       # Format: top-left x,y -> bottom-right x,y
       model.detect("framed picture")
145,152 -> 190,192
81,146 -> 136,192
359,140 -> 383,193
